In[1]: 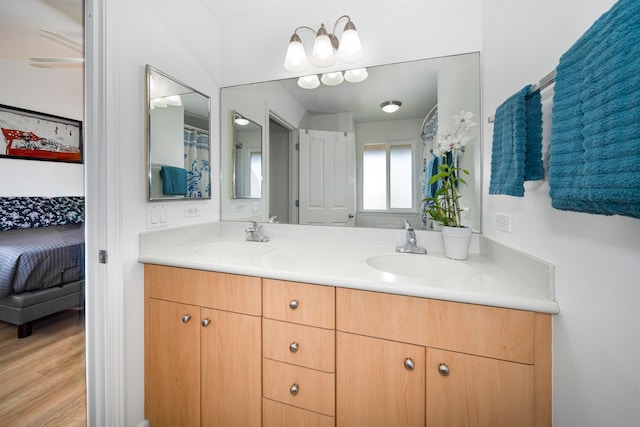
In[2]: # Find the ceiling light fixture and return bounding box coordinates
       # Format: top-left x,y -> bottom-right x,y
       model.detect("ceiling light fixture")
284,15 -> 363,72
234,113 -> 250,126
380,101 -> 402,113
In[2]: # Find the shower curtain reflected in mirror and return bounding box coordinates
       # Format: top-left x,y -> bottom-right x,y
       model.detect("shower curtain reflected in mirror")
184,128 -> 210,198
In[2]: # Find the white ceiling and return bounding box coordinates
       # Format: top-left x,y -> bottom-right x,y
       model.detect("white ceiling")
1,0 -> 439,123
0,0 -> 83,67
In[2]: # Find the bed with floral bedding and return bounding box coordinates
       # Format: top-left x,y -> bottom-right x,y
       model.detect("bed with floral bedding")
0,197 -> 85,338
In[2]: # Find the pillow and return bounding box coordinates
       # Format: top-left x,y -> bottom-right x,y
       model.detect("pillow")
49,196 -> 85,225
0,197 -> 55,230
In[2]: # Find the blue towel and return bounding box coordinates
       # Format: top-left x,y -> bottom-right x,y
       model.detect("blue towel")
549,0 -> 640,219
159,166 -> 188,196
423,155 -> 442,199
489,84 -> 544,196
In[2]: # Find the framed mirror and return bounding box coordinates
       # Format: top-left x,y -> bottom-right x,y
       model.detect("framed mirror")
220,52 -> 481,230
146,65 -> 211,201
232,111 -> 263,199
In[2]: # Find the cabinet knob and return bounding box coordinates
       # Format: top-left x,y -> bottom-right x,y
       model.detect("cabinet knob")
201,317 -> 211,327
289,383 -> 300,396
289,342 -> 299,353
404,357 -> 415,371
181,314 -> 192,323
289,299 -> 299,310
438,363 -> 450,376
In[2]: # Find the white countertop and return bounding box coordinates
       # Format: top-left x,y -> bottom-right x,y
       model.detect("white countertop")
139,221 -> 559,314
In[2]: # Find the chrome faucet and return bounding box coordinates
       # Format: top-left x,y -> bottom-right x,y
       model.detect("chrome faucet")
396,220 -> 427,254
245,221 -> 269,242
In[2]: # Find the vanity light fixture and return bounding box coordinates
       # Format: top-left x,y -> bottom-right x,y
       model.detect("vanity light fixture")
297,74 -> 321,89
297,67 -> 368,89
163,95 -> 182,106
150,95 -> 182,109
321,71 -> 344,86
380,100 -> 402,113
234,113 -> 250,126
284,15 -> 363,72
344,68 -> 368,83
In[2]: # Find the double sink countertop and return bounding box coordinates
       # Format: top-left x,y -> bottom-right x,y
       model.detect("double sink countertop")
139,221 -> 559,314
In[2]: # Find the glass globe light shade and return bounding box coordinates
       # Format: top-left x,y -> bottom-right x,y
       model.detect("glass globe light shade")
321,72 -> 344,86
283,34 -> 309,72
311,25 -> 337,67
338,21 -> 363,63
298,75 -> 321,89
344,68 -> 368,83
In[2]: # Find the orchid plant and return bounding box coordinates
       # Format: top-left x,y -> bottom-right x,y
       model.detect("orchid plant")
424,110 -> 476,227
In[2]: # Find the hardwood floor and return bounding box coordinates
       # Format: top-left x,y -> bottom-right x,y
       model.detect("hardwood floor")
0,309 -> 86,426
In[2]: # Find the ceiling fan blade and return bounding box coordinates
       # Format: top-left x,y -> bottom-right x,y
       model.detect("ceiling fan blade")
39,28 -> 83,53
29,57 -> 84,63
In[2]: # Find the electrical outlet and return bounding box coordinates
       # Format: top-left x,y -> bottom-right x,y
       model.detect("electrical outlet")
184,206 -> 200,217
495,213 -> 512,233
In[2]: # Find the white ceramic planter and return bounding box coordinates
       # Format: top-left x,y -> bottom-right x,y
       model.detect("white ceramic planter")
441,226 -> 472,260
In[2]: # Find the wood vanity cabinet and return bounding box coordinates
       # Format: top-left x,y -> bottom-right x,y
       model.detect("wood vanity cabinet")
262,278 -> 337,427
143,265 -> 551,427
336,287 -> 551,427
144,264 -> 262,427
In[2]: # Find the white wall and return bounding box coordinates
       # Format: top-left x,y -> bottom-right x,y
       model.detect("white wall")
108,1 -> 481,425
104,1 -> 221,425
481,1 -> 640,425
97,0 -> 639,425
219,0 -> 482,86
0,58 -> 83,196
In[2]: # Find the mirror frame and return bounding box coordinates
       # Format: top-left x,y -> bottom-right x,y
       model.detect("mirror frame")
145,64 -> 212,201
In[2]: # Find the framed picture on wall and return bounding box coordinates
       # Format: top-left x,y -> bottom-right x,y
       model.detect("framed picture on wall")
0,103 -> 83,163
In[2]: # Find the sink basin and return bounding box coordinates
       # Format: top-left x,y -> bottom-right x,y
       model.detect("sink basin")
194,241 -> 274,258
366,254 -> 472,281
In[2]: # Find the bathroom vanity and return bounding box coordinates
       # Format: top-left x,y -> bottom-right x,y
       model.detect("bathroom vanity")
140,222 -> 557,427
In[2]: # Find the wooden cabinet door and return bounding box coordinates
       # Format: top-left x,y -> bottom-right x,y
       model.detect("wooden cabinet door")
336,332 -> 425,427
145,298 -> 201,427
427,348 -> 535,427
201,308 -> 262,427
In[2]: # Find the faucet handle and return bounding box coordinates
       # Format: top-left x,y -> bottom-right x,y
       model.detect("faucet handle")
403,219 -> 414,230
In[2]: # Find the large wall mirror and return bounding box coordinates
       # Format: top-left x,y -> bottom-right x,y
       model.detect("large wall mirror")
220,52 -> 481,231
232,111 -> 263,199
146,65 -> 211,201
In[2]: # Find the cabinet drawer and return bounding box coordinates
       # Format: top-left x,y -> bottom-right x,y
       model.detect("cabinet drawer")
263,279 -> 335,328
144,264 -> 261,315
263,359 -> 335,416
263,319 -> 335,372
263,398 -> 335,427
337,288 -> 535,363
